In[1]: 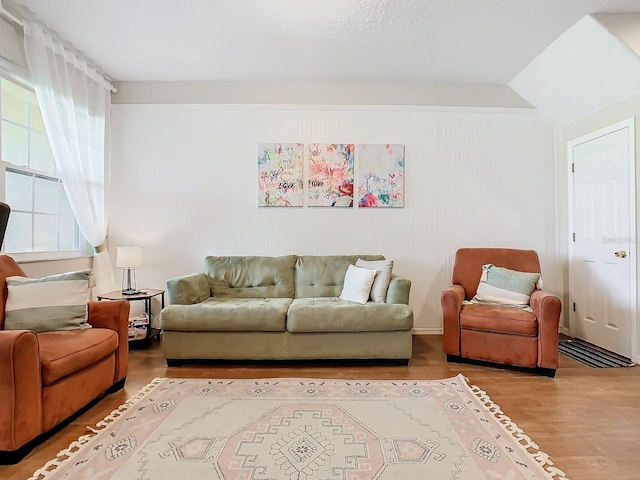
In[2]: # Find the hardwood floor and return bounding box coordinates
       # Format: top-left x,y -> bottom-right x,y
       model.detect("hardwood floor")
2,335 -> 639,480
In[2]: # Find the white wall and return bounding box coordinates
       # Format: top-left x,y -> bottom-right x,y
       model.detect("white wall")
20,257 -> 92,279
112,81 -> 532,108
109,104 -> 560,332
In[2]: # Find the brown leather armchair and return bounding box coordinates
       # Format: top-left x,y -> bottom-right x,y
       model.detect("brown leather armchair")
0,255 -> 130,463
442,248 -> 561,377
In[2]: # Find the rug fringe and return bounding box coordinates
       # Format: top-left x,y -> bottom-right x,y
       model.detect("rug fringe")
27,377 -> 166,480
464,375 -> 569,480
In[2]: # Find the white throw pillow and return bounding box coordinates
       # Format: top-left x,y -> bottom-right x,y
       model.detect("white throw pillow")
339,264 -> 377,304
4,270 -> 92,333
356,258 -> 394,302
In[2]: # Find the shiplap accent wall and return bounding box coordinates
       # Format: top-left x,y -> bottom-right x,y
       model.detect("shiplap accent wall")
109,104 -> 559,332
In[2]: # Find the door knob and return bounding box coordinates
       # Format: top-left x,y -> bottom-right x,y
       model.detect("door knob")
614,250 -> 627,258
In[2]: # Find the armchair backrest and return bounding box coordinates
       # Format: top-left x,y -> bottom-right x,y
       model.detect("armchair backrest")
0,255 -> 26,329
452,248 -> 541,300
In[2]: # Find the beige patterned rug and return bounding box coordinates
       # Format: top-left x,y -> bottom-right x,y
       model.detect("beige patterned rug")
30,375 -> 566,480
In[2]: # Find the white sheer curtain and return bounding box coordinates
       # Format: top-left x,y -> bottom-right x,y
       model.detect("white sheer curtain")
22,21 -> 116,298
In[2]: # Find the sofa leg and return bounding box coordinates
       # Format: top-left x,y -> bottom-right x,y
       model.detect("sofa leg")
106,377 -> 126,394
381,358 -> 410,366
166,359 -> 181,367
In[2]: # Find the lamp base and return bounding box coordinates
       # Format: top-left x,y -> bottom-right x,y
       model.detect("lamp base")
122,289 -> 142,296
121,268 -> 138,295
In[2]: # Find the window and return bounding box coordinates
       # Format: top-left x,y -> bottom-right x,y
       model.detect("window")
0,76 -> 81,255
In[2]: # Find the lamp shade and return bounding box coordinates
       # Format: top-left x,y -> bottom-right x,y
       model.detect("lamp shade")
116,246 -> 142,268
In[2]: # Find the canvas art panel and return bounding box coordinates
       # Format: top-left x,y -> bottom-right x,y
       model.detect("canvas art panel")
257,143 -> 304,207
307,143 -> 355,207
358,144 -> 405,208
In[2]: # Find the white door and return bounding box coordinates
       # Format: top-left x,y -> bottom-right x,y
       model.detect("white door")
569,119 -> 636,359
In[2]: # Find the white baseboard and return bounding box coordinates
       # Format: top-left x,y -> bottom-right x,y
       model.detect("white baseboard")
412,327 -> 443,335
560,326 -> 571,336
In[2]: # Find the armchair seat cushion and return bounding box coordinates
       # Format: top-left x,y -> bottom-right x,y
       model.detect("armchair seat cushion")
38,329 -> 118,386
459,303 -> 537,336
287,297 -> 413,333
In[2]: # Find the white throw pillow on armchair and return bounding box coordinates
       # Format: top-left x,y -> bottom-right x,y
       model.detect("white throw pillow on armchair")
4,270 -> 92,332
339,264 -> 377,304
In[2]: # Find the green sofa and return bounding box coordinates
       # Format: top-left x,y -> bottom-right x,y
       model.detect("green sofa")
159,255 -> 414,364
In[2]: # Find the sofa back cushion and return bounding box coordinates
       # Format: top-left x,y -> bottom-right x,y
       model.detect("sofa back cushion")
295,255 -> 385,298
205,255 -> 296,298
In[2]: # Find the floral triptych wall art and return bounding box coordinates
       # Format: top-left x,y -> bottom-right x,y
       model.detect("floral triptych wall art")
258,143 -> 404,208
308,143 -> 355,207
357,144 -> 404,208
257,143 -> 304,207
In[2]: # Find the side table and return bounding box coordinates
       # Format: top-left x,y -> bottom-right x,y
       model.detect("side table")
97,289 -> 165,350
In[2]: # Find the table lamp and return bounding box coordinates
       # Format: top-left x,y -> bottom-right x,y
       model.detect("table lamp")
116,246 -> 142,295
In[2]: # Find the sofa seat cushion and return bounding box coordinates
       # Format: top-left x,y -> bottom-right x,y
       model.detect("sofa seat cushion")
459,303 -> 537,336
38,329 -> 118,386
287,297 -> 413,333
160,297 -> 291,332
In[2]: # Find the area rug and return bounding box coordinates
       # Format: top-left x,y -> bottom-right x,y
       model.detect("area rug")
30,375 -> 567,480
559,339 -> 634,368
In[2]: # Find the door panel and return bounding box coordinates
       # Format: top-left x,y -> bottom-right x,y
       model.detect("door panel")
570,124 -> 634,358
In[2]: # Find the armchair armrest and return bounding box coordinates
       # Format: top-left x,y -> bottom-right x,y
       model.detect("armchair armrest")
385,275 -> 411,304
0,330 -> 42,451
441,285 -> 466,355
530,290 -> 561,369
88,300 -> 130,384
166,273 -> 210,305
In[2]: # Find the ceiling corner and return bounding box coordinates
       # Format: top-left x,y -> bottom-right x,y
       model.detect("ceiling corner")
508,14 -> 640,126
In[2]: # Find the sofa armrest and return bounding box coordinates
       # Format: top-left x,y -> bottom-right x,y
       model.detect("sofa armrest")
167,273 -> 210,305
530,290 -> 561,369
441,285 -> 465,356
385,275 -> 411,305
88,300 -> 130,384
0,330 -> 42,451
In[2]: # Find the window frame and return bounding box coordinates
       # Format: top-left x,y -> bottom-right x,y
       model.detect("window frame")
0,64 -> 89,262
